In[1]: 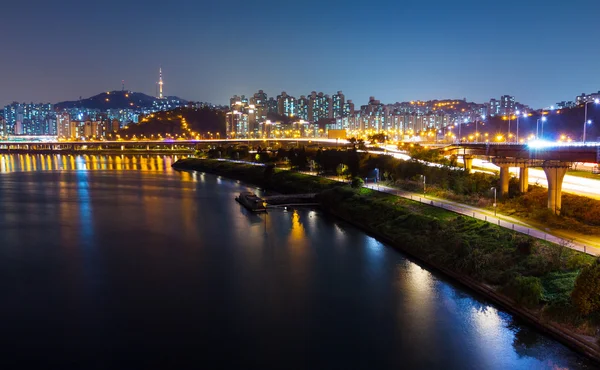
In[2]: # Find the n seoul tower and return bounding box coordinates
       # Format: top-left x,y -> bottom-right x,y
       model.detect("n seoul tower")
158,67 -> 164,99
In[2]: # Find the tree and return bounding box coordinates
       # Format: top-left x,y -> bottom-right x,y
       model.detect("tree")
264,164 -> 275,182
346,148 -> 360,177
336,164 -> 347,179
571,259 -> 600,315
368,133 -> 387,144
503,276 -> 542,308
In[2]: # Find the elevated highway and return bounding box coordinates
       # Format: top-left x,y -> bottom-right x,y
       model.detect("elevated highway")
446,142 -> 600,214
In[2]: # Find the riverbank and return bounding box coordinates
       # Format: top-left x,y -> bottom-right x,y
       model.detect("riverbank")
172,158 -> 600,364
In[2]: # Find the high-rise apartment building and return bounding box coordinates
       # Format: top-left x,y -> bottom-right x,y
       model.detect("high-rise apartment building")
0,114 -> 5,137
360,97 -> 387,131
251,90 -> 268,123
500,95 -> 515,115
3,102 -> 54,135
488,99 -> 500,116
332,91 -> 345,119
343,100 -> 354,117
308,92 -> 331,123
296,96 -> 309,121
226,111 -> 249,138
56,112 -> 71,138
277,92 -> 296,117
3,103 -> 21,134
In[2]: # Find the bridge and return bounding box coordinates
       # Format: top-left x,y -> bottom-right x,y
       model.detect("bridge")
0,138 -> 349,153
446,142 -> 600,214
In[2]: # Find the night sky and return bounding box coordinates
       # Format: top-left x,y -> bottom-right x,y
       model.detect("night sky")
2,0 -> 599,108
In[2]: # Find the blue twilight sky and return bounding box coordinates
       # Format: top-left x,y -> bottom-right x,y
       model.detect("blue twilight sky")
1,0 -> 599,109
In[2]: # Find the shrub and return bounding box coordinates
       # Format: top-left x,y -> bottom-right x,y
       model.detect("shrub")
502,276 -> 543,308
351,177 -> 364,188
571,260 -> 600,315
515,237 -> 534,256
566,252 -> 594,270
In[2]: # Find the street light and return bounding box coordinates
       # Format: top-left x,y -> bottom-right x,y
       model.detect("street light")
476,115 -> 485,143
458,118 -> 468,143
541,115 -> 548,139
583,99 -> 599,144
536,116 -> 547,139
491,187 -> 497,216
516,110 -> 526,143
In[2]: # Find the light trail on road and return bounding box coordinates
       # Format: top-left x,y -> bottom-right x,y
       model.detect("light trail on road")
369,145 -> 600,199
470,158 -> 600,199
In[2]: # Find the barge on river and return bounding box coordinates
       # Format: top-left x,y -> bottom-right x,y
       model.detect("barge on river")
235,192 -> 267,213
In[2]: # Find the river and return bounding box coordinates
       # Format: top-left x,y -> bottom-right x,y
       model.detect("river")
0,154 -> 594,369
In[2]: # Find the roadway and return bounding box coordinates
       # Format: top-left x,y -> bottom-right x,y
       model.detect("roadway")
375,144 -> 600,199
468,158 -> 600,200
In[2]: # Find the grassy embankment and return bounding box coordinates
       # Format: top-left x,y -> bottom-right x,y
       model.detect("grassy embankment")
173,158 -> 600,356
402,145 -> 600,236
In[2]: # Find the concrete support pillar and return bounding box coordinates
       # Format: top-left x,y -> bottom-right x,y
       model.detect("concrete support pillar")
463,155 -> 473,174
542,162 -> 570,215
146,144 -> 150,151
499,165 -> 510,197
519,166 -> 529,193
120,145 -> 125,151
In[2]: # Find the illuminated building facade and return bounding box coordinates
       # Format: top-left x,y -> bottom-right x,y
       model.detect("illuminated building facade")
332,91 -> 345,119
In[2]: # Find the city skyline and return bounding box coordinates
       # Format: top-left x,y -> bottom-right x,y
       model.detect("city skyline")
1,66 -> 598,111
2,0 -> 600,108
3,75 -> 598,111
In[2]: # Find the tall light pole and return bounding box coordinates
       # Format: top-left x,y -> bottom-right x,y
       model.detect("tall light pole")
516,110 -> 526,143
491,187 -> 497,216
507,114 -> 511,143
477,115 -> 484,143
541,115 -> 547,139
536,116 -> 547,139
583,98 -> 599,144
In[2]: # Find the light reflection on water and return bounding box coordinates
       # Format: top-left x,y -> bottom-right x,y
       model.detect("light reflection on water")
0,154 -> 594,369
0,153 -> 183,173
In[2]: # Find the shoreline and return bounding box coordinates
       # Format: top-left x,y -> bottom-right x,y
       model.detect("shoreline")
172,157 -> 600,364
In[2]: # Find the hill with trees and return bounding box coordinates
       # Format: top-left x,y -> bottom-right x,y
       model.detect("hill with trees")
54,91 -> 187,110
113,107 -> 226,139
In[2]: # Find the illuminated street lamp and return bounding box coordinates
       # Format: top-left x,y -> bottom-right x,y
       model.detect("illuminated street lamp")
536,116 -> 547,139
515,110 -> 526,143
458,118 -> 468,143
476,115 -> 484,143
491,187 -> 497,216
583,99 -> 599,143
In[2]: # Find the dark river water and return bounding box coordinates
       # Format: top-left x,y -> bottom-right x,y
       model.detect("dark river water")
0,154 -> 595,369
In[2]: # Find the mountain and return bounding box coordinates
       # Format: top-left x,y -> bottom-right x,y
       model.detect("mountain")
54,91 -> 187,110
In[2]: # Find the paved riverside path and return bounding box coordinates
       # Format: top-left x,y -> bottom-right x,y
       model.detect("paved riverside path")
309,173 -> 600,257
367,182 -> 600,256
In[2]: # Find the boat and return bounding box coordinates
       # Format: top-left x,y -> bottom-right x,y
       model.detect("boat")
235,192 -> 267,213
